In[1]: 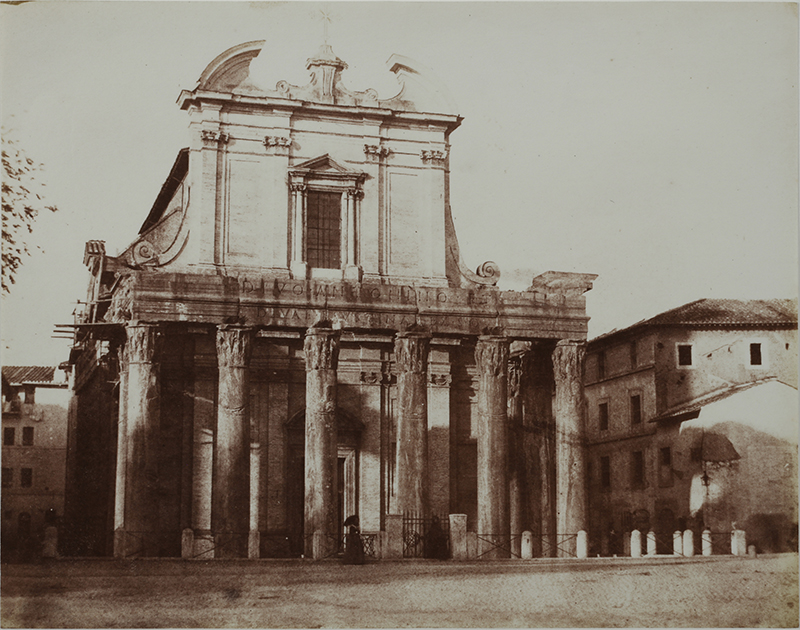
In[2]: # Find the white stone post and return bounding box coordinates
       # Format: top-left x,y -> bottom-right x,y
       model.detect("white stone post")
702,529 -> 712,556
521,531 -> 533,559
673,530 -> 682,555
647,531 -> 656,556
577,530 -> 588,559
732,529 -> 747,556
631,530 -> 642,558
683,530 -> 694,557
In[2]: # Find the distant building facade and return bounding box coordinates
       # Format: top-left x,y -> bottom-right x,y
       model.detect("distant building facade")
63,41 -> 597,559
1,366 -> 69,559
584,299 -> 798,554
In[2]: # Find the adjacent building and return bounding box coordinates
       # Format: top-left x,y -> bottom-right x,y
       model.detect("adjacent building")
1,366 -> 69,559
63,41 -> 597,559
584,299 -> 798,554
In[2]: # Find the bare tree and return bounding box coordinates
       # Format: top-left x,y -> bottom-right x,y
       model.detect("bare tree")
2,132 -> 57,293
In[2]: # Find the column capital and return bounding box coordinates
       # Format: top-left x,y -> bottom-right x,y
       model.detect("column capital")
125,322 -> 160,364
216,325 -> 253,368
475,335 -> 510,377
394,332 -> 431,374
552,339 -> 586,381
304,327 -> 340,371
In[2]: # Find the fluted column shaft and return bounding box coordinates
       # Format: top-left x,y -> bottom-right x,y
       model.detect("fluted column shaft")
115,322 -> 160,558
476,335 -> 510,558
304,327 -> 340,558
213,325 -> 253,558
507,357 -> 524,557
553,339 -> 587,557
394,332 -> 431,515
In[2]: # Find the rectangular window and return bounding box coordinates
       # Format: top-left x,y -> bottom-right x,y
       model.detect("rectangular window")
600,456 -> 611,489
22,427 -> 33,446
630,395 -> 642,425
20,468 -> 32,488
597,351 -> 606,380
306,190 -> 341,269
677,344 -> 693,366
3,427 -> 14,446
630,340 -> 638,369
660,446 -> 671,466
659,446 -> 673,487
750,343 -> 762,366
2,468 -> 12,488
631,451 -> 645,488
598,403 -> 609,431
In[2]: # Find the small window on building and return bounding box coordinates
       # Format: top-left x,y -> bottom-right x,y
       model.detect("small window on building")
599,402 -> 609,431
2,468 -> 12,488
600,456 -> 611,489
597,351 -> 606,380
630,340 -> 638,369
660,446 -> 671,466
630,395 -> 642,425
3,427 -> 15,446
22,427 -> 33,446
306,190 -> 342,269
20,468 -> 32,488
659,446 -> 673,487
749,343 -> 762,366
631,451 -> 645,488
677,344 -> 693,366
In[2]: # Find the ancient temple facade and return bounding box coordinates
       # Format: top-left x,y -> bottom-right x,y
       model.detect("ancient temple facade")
63,41 -> 597,559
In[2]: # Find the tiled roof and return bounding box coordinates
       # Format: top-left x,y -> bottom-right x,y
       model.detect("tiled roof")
591,298 -> 797,343
2,366 -> 58,385
646,299 -> 797,327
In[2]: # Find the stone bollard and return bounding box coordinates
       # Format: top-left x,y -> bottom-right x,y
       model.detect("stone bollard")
577,531 -> 588,559
181,528 -> 194,559
732,529 -> 747,556
673,531 -> 682,555
682,530 -> 694,557
631,530 -> 642,558
702,529 -> 712,556
248,530 -> 260,559
521,531 -> 533,559
42,526 -> 58,559
449,514 -> 468,561
384,515 -> 403,559
647,531 -> 656,556
748,544 -> 758,558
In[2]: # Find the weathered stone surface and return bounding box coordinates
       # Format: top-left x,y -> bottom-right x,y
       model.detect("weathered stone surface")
552,340 -> 587,557
304,328 -> 340,559
213,325 -> 253,558
475,335 -> 510,558
394,332 -> 430,515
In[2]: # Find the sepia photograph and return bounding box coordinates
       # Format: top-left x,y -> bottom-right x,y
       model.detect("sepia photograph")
1,1 -> 797,627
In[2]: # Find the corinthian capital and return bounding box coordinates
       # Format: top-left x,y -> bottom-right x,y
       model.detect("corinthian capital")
304,328 -> 340,371
216,325 -> 253,368
125,323 -> 160,364
394,332 -> 430,374
475,335 -> 509,377
551,339 -> 585,383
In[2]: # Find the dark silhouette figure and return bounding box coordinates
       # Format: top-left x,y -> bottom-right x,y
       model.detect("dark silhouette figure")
342,515 -> 365,565
424,516 -> 449,559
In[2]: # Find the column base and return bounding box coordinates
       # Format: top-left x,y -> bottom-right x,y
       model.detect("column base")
343,265 -> 362,282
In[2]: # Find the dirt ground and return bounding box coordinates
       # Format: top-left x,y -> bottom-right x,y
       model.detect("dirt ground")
1,553 -> 797,628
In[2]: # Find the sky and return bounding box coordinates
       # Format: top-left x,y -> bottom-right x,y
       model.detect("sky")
1,1 -> 797,367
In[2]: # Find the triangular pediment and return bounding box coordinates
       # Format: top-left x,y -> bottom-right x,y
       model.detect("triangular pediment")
291,154 -> 357,174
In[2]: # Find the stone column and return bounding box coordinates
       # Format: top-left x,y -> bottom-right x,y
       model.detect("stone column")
507,356 -> 524,558
394,331 -> 431,515
475,335 -> 510,558
115,322 -> 160,558
552,339 -> 587,557
213,325 -> 253,558
191,427 -> 214,558
290,183 -> 307,278
343,189 -> 362,281
113,344 -> 128,535
304,326 -> 340,559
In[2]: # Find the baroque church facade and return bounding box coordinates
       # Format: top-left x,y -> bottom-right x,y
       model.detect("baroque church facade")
63,41 -> 596,559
